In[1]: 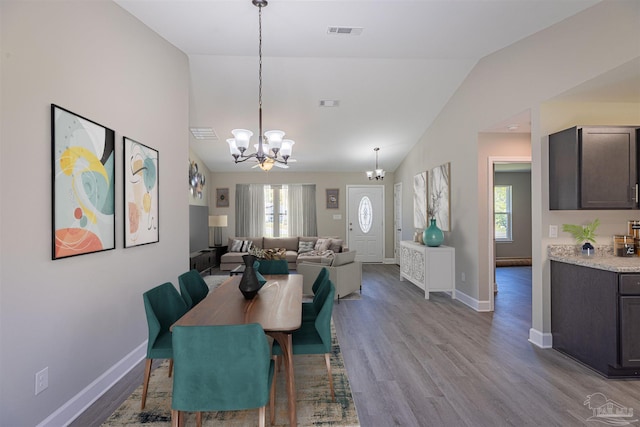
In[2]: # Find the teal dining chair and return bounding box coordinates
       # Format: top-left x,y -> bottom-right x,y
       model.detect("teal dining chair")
171,323 -> 275,427
273,280 -> 336,401
302,267 -> 330,321
178,269 -> 209,309
256,259 -> 289,275
141,282 -> 188,410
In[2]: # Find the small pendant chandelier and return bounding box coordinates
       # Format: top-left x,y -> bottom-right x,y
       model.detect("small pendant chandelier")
366,147 -> 385,180
226,0 -> 294,170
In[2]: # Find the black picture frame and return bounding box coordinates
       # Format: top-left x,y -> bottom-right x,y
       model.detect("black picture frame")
51,104 -> 115,259
326,188 -> 339,209
217,188 -> 229,207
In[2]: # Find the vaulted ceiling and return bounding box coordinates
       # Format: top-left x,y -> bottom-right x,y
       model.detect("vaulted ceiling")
116,0 -> 606,173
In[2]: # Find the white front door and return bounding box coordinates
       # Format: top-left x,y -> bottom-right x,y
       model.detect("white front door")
347,185 -> 384,263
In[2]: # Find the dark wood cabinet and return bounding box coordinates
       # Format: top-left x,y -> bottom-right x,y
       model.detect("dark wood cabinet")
190,251 -> 213,275
549,126 -> 637,210
551,261 -> 640,377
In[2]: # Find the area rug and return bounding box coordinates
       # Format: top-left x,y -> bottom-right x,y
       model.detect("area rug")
102,323 -> 359,427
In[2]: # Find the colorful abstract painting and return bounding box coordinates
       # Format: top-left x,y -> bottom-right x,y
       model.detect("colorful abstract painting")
124,137 -> 159,247
52,105 -> 115,259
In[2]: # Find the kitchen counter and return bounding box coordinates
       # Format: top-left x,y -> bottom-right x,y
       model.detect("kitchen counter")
548,244 -> 640,273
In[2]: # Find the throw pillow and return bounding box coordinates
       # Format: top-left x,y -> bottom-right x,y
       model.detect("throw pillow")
263,248 -> 286,260
298,241 -> 314,254
230,239 -> 253,252
328,238 -> 343,252
314,238 -> 331,252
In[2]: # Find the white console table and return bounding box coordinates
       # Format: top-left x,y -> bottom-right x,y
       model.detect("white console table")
399,241 -> 455,300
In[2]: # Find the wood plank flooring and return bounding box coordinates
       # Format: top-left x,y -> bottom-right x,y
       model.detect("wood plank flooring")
335,264 -> 640,426
72,264 -> 640,426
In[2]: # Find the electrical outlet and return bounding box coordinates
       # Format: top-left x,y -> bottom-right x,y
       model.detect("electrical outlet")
35,367 -> 48,395
549,225 -> 558,238
461,272 -> 466,282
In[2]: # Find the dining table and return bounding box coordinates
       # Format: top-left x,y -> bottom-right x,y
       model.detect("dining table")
172,273 -> 302,427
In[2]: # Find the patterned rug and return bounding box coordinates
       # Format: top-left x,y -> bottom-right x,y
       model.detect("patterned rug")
102,323 -> 359,427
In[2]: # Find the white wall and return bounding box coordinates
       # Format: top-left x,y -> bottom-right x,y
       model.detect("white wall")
0,2 -> 189,425
395,0 -> 640,323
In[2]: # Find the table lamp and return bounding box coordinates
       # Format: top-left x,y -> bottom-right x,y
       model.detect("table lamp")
209,215 -> 228,247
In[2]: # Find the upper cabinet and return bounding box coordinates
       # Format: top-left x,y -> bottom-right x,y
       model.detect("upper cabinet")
549,126 -> 638,210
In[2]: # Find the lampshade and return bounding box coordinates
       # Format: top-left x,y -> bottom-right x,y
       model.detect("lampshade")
209,215 -> 228,227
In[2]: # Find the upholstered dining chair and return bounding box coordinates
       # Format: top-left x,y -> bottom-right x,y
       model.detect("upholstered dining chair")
178,269 -> 209,309
273,280 -> 336,401
141,282 -> 188,410
302,267 -> 330,321
256,259 -> 289,275
171,323 -> 275,427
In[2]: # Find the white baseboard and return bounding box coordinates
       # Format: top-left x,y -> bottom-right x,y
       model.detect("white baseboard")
454,289 -> 492,312
528,328 -> 553,348
37,342 -> 147,427
384,258 -> 397,264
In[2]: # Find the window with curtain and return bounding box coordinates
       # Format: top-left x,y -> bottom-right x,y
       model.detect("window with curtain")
494,185 -> 512,241
236,184 -> 317,237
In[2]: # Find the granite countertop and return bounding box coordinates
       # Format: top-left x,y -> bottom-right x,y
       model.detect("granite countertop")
548,244 -> 640,273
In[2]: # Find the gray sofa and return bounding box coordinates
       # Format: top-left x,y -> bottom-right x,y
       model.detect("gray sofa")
220,236 -> 347,271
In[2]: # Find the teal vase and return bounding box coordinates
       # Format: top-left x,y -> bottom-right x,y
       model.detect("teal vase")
423,218 -> 444,247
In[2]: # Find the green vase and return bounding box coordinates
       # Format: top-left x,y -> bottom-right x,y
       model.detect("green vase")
423,218 -> 444,247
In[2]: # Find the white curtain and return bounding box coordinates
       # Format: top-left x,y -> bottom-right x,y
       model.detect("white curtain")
288,184 -> 317,236
237,183 -> 316,237
235,184 -> 264,237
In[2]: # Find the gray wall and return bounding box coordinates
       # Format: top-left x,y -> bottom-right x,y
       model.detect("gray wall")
495,171 -> 532,259
0,2 -> 189,425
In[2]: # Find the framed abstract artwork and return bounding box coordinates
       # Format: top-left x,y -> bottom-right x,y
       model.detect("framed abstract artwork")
413,171 -> 427,229
428,162 -> 451,231
51,104 -> 115,259
326,188 -> 339,209
124,137 -> 159,248
216,188 -> 229,207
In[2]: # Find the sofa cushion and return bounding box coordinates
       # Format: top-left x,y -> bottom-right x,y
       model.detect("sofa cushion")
314,238 -> 331,252
298,241 -> 315,254
328,238 -> 344,252
332,250 -> 356,267
228,237 -> 263,249
263,237 -> 298,251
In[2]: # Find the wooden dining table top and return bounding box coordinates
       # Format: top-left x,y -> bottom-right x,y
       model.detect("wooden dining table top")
172,274 -> 303,331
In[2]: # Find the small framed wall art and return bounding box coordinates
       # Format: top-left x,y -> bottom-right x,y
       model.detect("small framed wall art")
124,137 -> 159,248
51,104 -> 116,260
216,188 -> 229,207
326,188 -> 339,209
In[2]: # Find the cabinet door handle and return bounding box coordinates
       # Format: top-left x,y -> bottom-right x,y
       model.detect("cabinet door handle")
635,184 -> 638,203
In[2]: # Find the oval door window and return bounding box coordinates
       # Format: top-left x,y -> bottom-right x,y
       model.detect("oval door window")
358,196 -> 373,233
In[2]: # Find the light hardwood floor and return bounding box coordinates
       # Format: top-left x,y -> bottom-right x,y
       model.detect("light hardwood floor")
72,264 -> 640,426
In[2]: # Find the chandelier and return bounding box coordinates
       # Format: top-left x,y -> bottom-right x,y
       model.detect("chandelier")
366,147 -> 385,180
226,0 -> 294,170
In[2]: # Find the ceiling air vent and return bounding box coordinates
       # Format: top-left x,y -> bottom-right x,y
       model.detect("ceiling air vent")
190,127 -> 218,140
319,100 -> 340,108
327,26 -> 363,36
